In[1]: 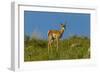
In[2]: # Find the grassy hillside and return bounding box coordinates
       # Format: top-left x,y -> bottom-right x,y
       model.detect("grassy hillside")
24,35 -> 90,61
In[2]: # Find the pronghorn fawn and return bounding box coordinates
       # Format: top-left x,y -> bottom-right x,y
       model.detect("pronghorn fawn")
48,24 -> 66,54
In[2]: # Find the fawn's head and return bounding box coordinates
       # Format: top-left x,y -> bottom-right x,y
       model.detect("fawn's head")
60,24 -> 66,30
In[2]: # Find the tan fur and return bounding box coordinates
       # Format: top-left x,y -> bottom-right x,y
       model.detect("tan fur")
48,24 -> 65,53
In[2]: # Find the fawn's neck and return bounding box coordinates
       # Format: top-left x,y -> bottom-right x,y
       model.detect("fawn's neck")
59,28 -> 64,38
60,27 -> 64,33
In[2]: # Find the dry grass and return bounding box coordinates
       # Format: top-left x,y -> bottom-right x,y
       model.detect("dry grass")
24,35 -> 90,61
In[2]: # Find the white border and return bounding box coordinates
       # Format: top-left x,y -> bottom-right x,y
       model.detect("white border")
11,2 -> 97,71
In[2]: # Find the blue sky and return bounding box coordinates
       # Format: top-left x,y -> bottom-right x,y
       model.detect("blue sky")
24,11 -> 90,39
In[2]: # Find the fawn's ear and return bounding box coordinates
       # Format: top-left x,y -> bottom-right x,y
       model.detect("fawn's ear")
60,23 -> 64,26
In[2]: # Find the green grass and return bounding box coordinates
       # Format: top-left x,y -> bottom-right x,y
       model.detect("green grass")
24,35 -> 90,62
